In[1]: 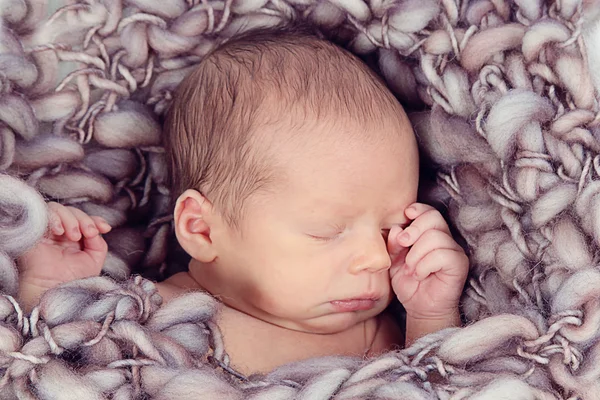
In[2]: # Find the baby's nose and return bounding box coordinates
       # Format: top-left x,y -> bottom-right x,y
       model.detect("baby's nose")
349,235 -> 392,274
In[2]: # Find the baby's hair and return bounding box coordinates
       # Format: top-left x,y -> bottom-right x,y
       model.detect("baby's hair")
163,24 -> 403,227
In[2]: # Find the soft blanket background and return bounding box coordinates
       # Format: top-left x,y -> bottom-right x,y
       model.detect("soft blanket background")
1,0 -> 600,398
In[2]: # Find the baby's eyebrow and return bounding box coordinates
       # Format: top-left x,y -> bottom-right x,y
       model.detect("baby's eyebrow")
317,221 -> 346,231
300,217 -> 344,228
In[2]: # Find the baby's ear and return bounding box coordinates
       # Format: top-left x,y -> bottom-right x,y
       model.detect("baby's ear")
174,189 -> 218,263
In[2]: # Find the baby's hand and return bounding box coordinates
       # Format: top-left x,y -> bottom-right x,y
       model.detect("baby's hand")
17,202 -> 111,310
388,203 -> 468,321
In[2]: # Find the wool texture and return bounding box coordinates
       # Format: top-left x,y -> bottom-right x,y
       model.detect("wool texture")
1,0 -> 600,398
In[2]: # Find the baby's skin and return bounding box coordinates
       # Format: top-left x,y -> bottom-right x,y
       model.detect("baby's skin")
18,109 -> 470,375
18,202 -> 112,307
17,27 -> 470,375
19,198 -> 468,374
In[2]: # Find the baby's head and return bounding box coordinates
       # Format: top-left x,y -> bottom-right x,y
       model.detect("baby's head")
164,27 -> 419,334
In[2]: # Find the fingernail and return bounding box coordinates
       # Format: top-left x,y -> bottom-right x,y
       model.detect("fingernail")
398,232 -> 410,242
54,223 -> 64,234
88,225 -> 98,234
73,227 -> 81,237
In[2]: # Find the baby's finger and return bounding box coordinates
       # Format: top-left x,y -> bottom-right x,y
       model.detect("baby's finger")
69,207 -> 99,238
405,230 -> 463,274
83,233 -> 108,254
405,203 -> 440,220
412,249 -> 467,282
91,216 -> 112,233
389,246 -> 409,277
413,252 -> 444,281
47,203 -> 65,236
49,203 -> 81,241
387,225 -> 404,255
76,235 -> 109,273
398,206 -> 451,247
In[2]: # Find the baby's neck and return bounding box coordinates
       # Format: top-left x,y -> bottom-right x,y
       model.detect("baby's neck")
216,303 -> 385,374
159,271 -> 403,375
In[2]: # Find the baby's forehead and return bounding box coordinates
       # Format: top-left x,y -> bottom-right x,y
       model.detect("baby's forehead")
251,93 -> 412,141
243,119 -> 418,217
250,107 -> 414,173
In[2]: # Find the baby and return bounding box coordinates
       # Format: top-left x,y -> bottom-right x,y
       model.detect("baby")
18,27 -> 469,375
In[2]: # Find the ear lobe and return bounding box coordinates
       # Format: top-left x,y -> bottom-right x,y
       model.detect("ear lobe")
174,189 -> 218,263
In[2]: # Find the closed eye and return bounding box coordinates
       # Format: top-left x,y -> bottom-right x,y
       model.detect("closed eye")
308,233 -> 340,242
306,223 -> 345,242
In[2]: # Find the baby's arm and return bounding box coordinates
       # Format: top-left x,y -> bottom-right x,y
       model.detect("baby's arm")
404,312 -> 461,347
17,202 -> 111,312
387,203 -> 469,347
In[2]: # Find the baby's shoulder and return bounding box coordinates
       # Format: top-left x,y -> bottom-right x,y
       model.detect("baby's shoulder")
155,272 -> 202,303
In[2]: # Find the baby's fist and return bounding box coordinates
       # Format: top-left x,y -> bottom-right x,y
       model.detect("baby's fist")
388,203 -> 468,320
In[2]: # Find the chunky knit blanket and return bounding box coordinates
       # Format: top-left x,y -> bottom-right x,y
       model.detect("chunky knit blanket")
1,0 -> 600,398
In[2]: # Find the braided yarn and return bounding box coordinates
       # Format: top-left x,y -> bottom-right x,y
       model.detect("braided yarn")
0,0 -> 600,398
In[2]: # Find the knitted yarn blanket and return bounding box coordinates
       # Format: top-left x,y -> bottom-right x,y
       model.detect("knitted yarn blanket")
1,0 -> 600,398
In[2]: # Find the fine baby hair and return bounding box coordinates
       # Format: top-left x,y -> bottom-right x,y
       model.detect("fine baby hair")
163,24 -> 403,225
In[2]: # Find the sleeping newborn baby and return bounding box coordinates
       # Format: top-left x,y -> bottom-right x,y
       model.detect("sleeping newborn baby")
18,27 -> 469,375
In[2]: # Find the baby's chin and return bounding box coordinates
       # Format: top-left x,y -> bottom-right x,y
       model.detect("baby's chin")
309,312 -> 382,334
276,302 -> 390,335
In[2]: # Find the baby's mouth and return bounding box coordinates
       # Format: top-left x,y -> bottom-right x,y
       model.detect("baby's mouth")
330,297 -> 379,312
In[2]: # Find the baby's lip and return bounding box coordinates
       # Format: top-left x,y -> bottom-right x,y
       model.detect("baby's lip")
330,295 -> 380,312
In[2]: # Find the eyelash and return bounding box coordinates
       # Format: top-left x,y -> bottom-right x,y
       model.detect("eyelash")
310,228 -> 395,242
308,225 -> 345,242
309,235 -> 332,242
309,233 -> 340,242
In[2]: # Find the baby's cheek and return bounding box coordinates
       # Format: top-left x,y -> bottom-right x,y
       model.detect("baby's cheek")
255,277 -> 315,316
254,288 -> 300,318
379,275 -> 394,297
